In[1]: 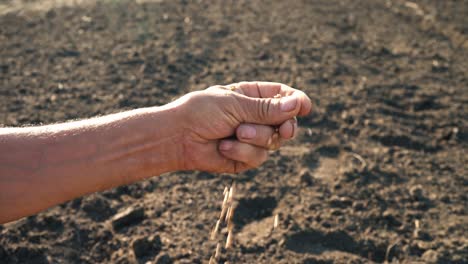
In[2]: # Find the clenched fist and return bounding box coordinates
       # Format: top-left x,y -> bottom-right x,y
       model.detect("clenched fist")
175,81 -> 312,173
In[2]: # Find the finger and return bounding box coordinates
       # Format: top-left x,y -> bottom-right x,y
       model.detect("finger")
278,118 -> 298,139
236,123 -> 275,148
229,81 -> 313,116
234,92 -> 300,125
232,81 -> 291,98
218,140 -> 268,168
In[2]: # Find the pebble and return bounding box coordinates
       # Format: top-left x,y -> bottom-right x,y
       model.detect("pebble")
132,235 -> 162,259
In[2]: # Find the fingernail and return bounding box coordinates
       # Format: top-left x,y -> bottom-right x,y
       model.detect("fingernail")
283,121 -> 294,139
219,141 -> 233,151
280,96 -> 297,112
238,125 -> 256,139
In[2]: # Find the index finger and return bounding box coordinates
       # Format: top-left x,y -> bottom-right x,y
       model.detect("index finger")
229,81 -> 312,116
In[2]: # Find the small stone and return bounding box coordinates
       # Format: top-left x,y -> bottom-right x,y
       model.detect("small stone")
81,195 -> 115,221
154,253 -> 172,264
440,194 -> 450,203
421,249 -> 439,263
111,206 -> 145,230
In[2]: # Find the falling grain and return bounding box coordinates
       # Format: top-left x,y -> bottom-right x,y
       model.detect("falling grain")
273,214 -> 279,229
225,229 -> 233,249
209,256 -> 216,264
228,184 -> 235,203
227,202 -> 236,223
210,182 -> 237,260
215,243 -> 221,259
225,206 -> 232,223
211,220 -> 221,240
268,131 -> 281,150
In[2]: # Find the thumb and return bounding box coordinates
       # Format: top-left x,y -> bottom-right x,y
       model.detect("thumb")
236,94 -> 300,125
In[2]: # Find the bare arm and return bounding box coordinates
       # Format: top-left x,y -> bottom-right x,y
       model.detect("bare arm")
0,103 -> 186,223
0,82 -> 311,224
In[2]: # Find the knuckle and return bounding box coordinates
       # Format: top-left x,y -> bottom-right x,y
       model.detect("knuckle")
206,85 -> 221,92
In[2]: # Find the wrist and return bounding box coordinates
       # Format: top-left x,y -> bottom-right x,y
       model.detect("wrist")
138,103 -> 186,175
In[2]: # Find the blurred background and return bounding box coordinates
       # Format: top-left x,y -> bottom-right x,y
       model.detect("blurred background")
0,0 -> 467,263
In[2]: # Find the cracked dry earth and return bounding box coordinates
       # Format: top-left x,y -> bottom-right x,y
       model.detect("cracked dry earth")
0,0 -> 467,263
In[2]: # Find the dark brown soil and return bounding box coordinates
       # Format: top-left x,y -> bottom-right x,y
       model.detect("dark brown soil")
1,0 -> 467,263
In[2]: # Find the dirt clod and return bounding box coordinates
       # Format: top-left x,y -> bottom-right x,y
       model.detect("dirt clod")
81,195 -> 115,221
132,235 -> 162,260
154,253 -> 172,264
111,206 -> 145,230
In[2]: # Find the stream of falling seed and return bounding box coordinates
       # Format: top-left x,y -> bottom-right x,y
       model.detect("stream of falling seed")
210,183 -> 236,262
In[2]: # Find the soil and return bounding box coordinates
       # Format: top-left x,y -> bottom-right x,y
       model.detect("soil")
1,0 -> 467,263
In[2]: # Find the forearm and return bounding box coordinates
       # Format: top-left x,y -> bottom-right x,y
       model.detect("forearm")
0,104 -> 184,223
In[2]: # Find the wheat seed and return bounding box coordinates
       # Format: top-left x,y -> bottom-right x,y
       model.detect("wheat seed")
225,206 -> 232,223
211,220 -> 221,240
228,184 -> 235,203
273,214 -> 279,229
227,202 -> 236,223
210,182 -> 237,260
215,243 -> 221,259
225,229 -> 233,249
268,131 -> 281,150
209,256 -> 216,264
219,190 -> 229,220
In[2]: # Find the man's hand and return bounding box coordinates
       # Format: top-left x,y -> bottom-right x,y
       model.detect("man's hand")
0,81 -> 311,223
176,82 -> 312,173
